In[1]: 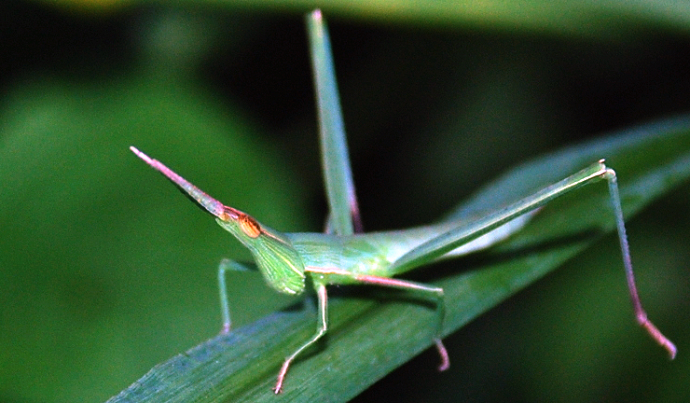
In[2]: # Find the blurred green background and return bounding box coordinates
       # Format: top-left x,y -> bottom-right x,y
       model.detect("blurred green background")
1,1 -> 689,402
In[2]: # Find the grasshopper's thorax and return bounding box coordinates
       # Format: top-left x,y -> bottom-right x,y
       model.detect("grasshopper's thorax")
216,207 -> 306,295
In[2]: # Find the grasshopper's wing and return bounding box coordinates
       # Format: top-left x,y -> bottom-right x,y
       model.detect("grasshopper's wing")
307,10 -> 362,236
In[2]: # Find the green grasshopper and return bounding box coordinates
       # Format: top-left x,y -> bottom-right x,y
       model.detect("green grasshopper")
130,10 -> 676,394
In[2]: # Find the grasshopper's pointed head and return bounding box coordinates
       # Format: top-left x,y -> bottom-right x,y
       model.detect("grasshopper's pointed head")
130,146 -> 306,295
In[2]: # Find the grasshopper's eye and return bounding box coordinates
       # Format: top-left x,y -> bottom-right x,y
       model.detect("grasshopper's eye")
221,206 -> 240,221
239,214 -> 261,238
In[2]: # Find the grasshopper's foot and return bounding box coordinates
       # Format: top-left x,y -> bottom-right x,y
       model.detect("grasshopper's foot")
273,359 -> 291,394
637,311 -> 677,359
434,338 -> 450,371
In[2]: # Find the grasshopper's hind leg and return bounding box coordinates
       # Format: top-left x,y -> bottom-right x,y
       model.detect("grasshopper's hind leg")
603,167 -> 677,358
388,161 -> 676,359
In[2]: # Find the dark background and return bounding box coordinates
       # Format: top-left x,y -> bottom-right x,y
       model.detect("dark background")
1,1 -> 689,402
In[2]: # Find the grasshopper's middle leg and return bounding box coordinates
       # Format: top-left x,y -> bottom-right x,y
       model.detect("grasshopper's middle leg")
274,282 -> 328,394
353,274 -> 449,371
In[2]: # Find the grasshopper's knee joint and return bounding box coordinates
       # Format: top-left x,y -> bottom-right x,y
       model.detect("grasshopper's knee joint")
604,167 -> 617,181
429,286 -> 444,302
219,258 -> 238,272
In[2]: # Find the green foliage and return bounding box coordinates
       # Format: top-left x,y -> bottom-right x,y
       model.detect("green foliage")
1,1 -> 690,402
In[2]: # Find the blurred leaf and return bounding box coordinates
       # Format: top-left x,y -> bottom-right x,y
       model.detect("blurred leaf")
47,0 -> 690,37
107,116 -> 690,402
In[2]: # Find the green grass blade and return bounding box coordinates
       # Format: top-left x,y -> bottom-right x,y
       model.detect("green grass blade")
307,10 -> 360,235
106,115 -> 690,402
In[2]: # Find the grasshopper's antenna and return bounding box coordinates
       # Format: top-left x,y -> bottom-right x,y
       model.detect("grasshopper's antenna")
130,146 -> 229,220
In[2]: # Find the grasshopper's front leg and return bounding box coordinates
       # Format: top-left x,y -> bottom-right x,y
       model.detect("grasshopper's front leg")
218,259 -> 257,333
